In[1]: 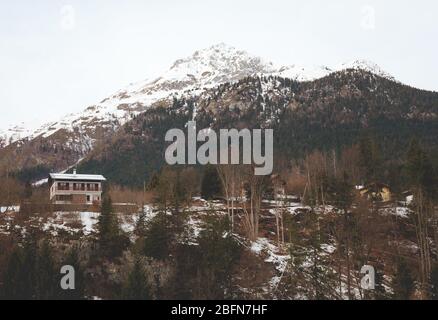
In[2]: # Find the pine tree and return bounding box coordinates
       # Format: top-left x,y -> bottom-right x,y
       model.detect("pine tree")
98,196 -> 117,241
3,236 -> 45,300
142,212 -> 172,261
201,165 -> 222,200
20,234 -> 38,299
392,257 -> 415,300
406,139 -> 435,196
326,172 -> 354,212
359,135 -> 382,183
122,258 -> 151,300
188,216 -> 240,299
97,196 -> 125,257
154,167 -> 187,213
2,247 -> 25,299
35,240 -> 57,300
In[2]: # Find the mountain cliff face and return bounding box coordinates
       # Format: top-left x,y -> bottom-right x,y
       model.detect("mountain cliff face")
1,43 -> 436,183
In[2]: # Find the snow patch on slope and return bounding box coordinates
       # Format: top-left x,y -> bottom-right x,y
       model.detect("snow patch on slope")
276,64 -> 333,82
0,122 -> 40,147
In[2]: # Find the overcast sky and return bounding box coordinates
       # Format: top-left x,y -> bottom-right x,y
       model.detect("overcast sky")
1,0 -> 437,130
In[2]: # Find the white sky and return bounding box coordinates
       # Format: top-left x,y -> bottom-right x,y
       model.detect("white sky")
1,0 -> 437,130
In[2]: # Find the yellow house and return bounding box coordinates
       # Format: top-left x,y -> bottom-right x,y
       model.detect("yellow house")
359,183 -> 392,202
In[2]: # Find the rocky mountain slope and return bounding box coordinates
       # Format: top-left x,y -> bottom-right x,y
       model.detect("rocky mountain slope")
78,69 -> 438,187
0,43 -> 425,181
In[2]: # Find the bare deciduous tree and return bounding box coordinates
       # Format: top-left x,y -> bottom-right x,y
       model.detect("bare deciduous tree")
241,165 -> 266,241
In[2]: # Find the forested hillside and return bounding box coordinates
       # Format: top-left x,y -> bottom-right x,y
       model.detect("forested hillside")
78,69 -> 438,188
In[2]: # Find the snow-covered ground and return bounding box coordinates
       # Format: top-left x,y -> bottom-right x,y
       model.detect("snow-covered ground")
0,206 -> 20,214
251,237 -> 290,274
381,206 -> 412,218
79,212 -> 100,235
0,195 -> 421,299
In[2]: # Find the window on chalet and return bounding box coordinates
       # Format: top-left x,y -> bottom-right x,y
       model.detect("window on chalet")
60,182 -> 100,192
56,195 -> 72,201
58,182 -> 70,190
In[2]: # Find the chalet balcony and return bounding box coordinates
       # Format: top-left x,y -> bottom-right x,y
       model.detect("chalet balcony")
55,185 -> 101,192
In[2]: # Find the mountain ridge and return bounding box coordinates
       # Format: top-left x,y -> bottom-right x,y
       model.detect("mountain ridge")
2,44 -> 436,183
1,44 -> 396,147
77,69 -> 438,187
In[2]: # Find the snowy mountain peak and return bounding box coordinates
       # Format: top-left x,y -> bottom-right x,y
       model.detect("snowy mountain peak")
337,59 -> 395,81
155,43 -> 277,90
276,64 -> 333,82
172,42 -> 276,71
1,45 -> 396,149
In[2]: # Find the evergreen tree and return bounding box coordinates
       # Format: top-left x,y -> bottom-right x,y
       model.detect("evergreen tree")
20,234 -> 38,299
196,216 -> 240,299
98,196 -> 127,257
392,257 -> 415,300
172,216 -> 240,300
35,240 -> 57,300
122,258 -> 151,300
154,167 -> 187,213
406,139 -> 436,196
142,212 -> 172,261
289,207 -> 338,300
359,135 -> 382,183
201,165 -> 222,200
2,247 -> 25,299
2,237 -> 58,300
326,172 -> 354,212
98,196 -> 117,241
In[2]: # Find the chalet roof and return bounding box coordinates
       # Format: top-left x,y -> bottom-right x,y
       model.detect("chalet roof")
49,173 -> 106,182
